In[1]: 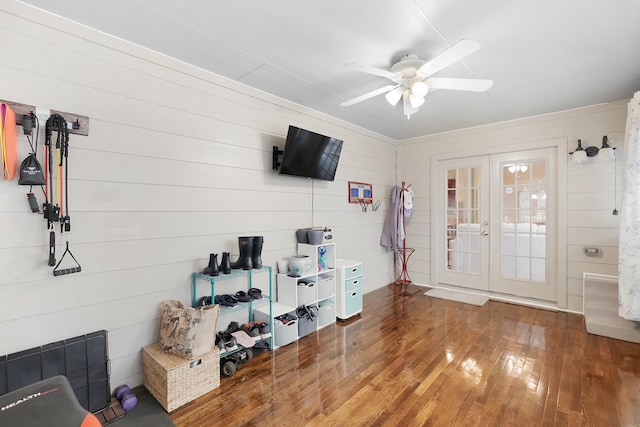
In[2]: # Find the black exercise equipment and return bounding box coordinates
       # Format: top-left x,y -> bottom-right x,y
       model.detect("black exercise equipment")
44,114 -> 81,275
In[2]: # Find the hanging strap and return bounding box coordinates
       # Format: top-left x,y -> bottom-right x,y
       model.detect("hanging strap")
1,103 -> 18,180
53,241 -> 81,276
44,114 -> 69,266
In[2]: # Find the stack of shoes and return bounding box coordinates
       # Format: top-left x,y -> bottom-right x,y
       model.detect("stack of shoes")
241,322 -> 261,341
256,321 -> 271,340
226,321 -> 255,348
216,331 -> 238,353
225,321 -> 241,333
242,321 -> 271,353
214,294 -> 239,307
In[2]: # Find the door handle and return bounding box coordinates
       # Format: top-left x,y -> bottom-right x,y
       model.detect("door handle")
482,231 -> 489,236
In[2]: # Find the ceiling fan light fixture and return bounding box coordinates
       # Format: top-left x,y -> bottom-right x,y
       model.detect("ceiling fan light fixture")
340,39 -> 491,118
385,86 -> 404,106
409,92 -> 425,108
410,81 -> 429,98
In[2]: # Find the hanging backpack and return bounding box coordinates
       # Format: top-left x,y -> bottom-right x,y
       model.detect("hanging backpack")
18,153 -> 46,185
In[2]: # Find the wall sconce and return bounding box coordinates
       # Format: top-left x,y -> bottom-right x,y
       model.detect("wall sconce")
599,136 -> 615,161
571,136 -> 615,164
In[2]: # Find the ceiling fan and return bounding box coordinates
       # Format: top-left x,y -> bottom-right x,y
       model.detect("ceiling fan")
340,40 -> 493,119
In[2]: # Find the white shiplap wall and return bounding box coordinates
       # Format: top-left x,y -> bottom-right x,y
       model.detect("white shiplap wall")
0,2 -> 397,389
398,102 -> 627,312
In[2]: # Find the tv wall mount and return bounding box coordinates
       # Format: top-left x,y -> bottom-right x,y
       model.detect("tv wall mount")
272,146 -> 283,170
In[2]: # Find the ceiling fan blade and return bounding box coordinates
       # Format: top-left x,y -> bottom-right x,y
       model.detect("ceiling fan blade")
427,77 -> 493,92
340,84 -> 399,107
402,90 -> 419,118
344,63 -> 397,79
419,39 -> 481,76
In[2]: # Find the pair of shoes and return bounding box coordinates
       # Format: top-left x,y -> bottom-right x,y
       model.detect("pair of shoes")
225,321 -> 242,334
248,288 -> 263,300
253,340 -> 270,352
214,294 -> 238,307
256,321 -> 270,339
235,291 -> 252,302
230,236 -> 264,270
197,296 -> 212,307
216,331 -> 237,352
202,253 -> 219,276
241,322 -> 260,339
240,321 -> 270,339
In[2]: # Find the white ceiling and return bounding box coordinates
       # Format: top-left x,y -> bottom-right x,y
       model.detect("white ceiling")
20,0 -> 640,140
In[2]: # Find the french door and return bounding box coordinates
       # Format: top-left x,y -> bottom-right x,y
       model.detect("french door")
438,156 -> 490,291
435,148 -> 557,301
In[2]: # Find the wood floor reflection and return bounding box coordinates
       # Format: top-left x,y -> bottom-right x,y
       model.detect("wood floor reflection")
169,284 -> 640,426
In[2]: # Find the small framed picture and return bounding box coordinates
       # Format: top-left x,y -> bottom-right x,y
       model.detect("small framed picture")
348,181 -> 373,203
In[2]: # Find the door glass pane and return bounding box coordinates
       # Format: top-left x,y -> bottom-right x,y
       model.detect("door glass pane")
446,166 -> 481,274
500,160 -> 546,282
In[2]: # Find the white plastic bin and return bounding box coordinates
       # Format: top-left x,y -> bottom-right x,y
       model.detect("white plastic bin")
297,281 -> 316,305
274,318 -> 298,347
317,299 -> 335,327
296,305 -> 318,337
317,274 -> 335,300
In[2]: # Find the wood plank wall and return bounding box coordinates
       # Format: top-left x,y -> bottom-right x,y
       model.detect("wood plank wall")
0,2 -> 397,389
399,102 -> 627,312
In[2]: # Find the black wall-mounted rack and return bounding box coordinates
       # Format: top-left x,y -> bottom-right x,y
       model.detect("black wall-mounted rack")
0,99 -> 89,136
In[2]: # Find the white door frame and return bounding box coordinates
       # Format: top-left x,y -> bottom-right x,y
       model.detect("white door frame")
429,137 -> 568,308
436,155 -> 490,291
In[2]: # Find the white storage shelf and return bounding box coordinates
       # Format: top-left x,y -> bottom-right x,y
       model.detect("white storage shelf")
258,243 -> 337,348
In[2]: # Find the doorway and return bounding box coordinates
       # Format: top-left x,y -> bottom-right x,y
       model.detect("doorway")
434,148 -> 557,302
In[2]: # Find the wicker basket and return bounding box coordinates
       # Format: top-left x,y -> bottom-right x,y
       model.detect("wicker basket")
142,343 -> 220,412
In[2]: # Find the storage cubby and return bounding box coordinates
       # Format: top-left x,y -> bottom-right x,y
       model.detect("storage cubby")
256,243 -> 337,348
296,304 -> 318,337
317,298 -> 335,327
317,274 -> 335,300
254,302 -> 297,348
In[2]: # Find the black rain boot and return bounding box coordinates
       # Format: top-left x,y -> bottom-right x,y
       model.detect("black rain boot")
252,236 -> 264,269
230,237 -> 254,270
220,252 -> 232,274
203,253 -> 219,276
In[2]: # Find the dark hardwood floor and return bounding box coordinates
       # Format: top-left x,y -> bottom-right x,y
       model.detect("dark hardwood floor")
169,284 -> 640,426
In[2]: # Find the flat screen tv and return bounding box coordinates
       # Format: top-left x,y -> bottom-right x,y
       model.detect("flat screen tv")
279,126 -> 343,181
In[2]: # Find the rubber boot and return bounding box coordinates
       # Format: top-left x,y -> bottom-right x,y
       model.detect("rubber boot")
203,253 -> 219,276
220,252 -> 232,274
230,237 -> 253,270
252,236 -> 264,269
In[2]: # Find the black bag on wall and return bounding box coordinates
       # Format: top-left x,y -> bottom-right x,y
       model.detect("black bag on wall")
18,153 -> 46,186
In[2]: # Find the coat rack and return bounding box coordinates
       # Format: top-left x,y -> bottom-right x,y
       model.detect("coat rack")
395,181 -> 415,291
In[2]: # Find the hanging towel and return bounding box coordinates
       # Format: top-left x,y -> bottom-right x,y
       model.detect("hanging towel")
1,103 -> 18,180
403,187 -> 414,217
380,185 -> 403,250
